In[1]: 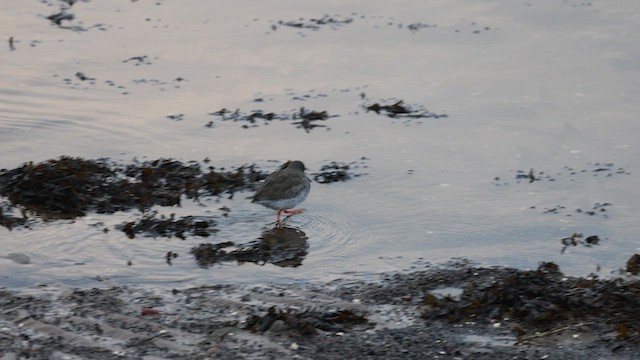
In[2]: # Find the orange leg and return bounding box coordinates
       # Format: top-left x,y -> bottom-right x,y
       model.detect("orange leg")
275,209 -> 303,228
283,209 -> 304,215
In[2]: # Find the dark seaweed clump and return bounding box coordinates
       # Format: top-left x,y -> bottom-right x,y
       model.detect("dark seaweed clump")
46,11 -> 74,26
291,107 -> 332,133
627,254 -> 640,275
0,157 -> 267,221
207,107 -> 335,132
41,0 -> 113,32
364,100 -> 448,119
208,108 -> 281,127
245,306 -> 368,336
272,15 -> 354,32
117,211 -> 217,239
407,22 -> 435,32
420,262 -> 640,339
560,233 -> 600,254
312,158 -> 369,184
0,157 -> 124,218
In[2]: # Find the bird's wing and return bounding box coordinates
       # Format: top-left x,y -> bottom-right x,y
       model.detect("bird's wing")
253,172 -> 309,201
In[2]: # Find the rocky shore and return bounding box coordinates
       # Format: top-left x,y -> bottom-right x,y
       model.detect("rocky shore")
2,261 -> 639,359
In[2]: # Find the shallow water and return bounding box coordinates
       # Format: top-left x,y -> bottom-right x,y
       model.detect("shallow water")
1,0 -> 640,288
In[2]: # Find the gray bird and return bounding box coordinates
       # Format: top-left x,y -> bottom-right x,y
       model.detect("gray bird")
252,160 -> 311,225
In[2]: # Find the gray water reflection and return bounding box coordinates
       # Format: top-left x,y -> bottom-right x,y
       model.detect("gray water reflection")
1,0 -> 640,288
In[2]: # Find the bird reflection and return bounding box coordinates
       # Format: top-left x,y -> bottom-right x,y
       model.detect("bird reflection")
190,226 -> 308,268
257,226 -> 308,267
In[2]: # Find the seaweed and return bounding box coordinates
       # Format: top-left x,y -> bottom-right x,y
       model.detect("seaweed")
207,107 -> 336,132
0,157 -> 266,222
245,306 -> 368,335
420,262 -> 640,339
117,211 -> 217,239
312,158 -> 369,184
364,100 -> 447,119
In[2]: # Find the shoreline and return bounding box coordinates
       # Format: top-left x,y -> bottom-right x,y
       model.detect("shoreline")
2,261 -> 639,359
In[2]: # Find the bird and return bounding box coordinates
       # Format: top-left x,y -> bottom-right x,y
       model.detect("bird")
252,160 -> 311,226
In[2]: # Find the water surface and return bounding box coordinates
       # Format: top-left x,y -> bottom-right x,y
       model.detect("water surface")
1,0 -> 639,288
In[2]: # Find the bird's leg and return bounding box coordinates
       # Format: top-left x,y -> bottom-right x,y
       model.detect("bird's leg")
276,209 -> 303,228
275,209 -> 287,228
283,209 -> 304,215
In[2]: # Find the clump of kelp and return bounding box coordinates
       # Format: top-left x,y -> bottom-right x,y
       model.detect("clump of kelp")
207,107 -> 335,132
271,15 -> 354,32
364,99 -> 448,119
0,156 -> 267,220
0,157 -> 369,236
44,0 -> 111,32
560,232 -> 600,254
312,157 -> 369,184
245,306 -> 368,336
117,211 -> 217,239
419,262 -> 640,340
627,254 -> 640,275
